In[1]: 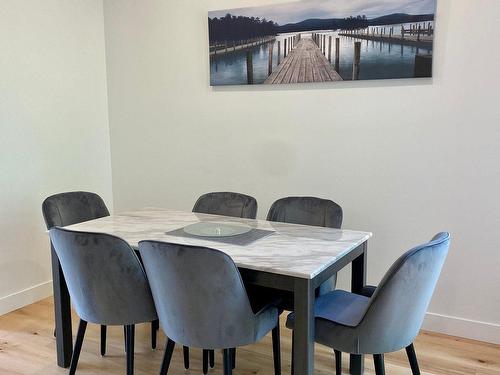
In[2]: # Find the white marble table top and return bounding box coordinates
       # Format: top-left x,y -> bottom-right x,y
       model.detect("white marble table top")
64,208 -> 372,280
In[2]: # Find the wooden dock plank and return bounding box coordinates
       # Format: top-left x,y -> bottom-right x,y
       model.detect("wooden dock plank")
264,38 -> 342,84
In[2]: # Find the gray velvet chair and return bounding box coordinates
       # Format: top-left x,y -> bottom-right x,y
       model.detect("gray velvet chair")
42,191 -> 159,354
193,192 -> 258,219
264,197 -> 343,311
138,241 -> 281,375
192,191 -> 258,370
286,232 -> 451,375
49,228 -> 158,375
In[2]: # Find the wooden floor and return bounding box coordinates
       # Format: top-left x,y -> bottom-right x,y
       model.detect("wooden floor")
1,298 -> 500,374
265,38 -> 342,84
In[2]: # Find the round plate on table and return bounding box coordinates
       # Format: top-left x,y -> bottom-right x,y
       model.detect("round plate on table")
183,221 -> 252,237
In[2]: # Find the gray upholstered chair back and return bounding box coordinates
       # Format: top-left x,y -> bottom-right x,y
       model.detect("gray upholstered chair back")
193,192 -> 257,219
356,233 -> 451,354
48,228 -> 157,326
267,196 -> 343,229
42,191 -> 109,229
267,196 -> 343,294
138,241 -> 267,349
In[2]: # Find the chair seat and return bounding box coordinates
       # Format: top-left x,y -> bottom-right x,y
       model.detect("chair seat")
254,306 -> 280,344
361,285 -> 377,298
286,290 -> 370,329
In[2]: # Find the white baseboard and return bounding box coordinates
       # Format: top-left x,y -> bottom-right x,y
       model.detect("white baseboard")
423,312 -> 500,345
0,281 -> 53,316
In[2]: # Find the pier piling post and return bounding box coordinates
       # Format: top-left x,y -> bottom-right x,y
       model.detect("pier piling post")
414,53 -> 432,77
246,50 -> 253,84
268,42 -> 273,76
277,41 -> 281,65
335,37 -> 340,72
352,41 -> 361,80
417,25 -> 422,41
328,36 -> 332,62
401,26 -> 405,39
284,38 -> 287,58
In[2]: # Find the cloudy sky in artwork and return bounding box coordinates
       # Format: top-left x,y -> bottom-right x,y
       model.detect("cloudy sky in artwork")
209,0 -> 436,25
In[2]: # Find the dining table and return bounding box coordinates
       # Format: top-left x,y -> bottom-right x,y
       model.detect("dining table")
51,208 -> 372,375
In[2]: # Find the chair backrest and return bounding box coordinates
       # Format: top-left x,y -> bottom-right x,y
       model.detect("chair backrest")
267,196 -> 343,229
49,228 -> 157,326
192,192 -> 257,219
42,191 -> 109,229
138,241 -> 259,349
358,232 -> 451,354
267,196 -> 343,295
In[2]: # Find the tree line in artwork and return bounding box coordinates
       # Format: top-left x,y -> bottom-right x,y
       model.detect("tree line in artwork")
341,15 -> 369,30
209,12 -> 435,42
208,14 -> 279,44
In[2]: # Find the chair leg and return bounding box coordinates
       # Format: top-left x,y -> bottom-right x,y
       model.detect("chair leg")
223,349 -> 233,375
373,354 -> 385,375
272,324 -> 281,375
183,346 -> 190,369
405,343 -> 421,375
160,339 -> 175,375
203,349 -> 209,374
151,320 -> 158,350
126,325 -> 135,375
230,348 -> 236,369
334,350 -> 342,375
124,326 -> 128,353
291,331 -> 294,375
100,325 -> 106,356
209,349 -> 215,368
69,319 -> 87,375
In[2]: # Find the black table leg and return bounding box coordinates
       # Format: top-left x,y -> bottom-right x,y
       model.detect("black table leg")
293,278 -> 314,375
350,242 -> 367,374
51,245 -> 72,368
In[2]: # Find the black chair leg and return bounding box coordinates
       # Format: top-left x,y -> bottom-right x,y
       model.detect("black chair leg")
223,349 -> 233,375
405,343 -> 421,375
160,339 -> 175,375
334,350 -> 342,375
183,346 -> 190,369
230,348 -> 236,369
209,349 -> 215,368
291,331 -> 295,375
373,354 -> 385,375
69,319 -> 87,375
126,325 -> 135,375
124,326 -> 128,353
151,320 -> 158,349
203,349 -> 209,374
272,324 -> 281,375
100,325 -> 106,356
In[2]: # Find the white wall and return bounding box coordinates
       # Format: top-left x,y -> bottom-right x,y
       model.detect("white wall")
0,0 -> 113,315
103,0 -> 500,343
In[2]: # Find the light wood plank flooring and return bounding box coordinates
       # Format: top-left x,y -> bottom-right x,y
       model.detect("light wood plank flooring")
0,297 -> 499,374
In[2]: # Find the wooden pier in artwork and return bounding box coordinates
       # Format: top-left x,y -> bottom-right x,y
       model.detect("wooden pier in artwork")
264,37 -> 342,84
339,23 -> 434,49
210,36 -> 275,57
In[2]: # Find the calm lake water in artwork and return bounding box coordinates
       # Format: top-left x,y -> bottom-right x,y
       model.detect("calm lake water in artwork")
210,25 -> 433,86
